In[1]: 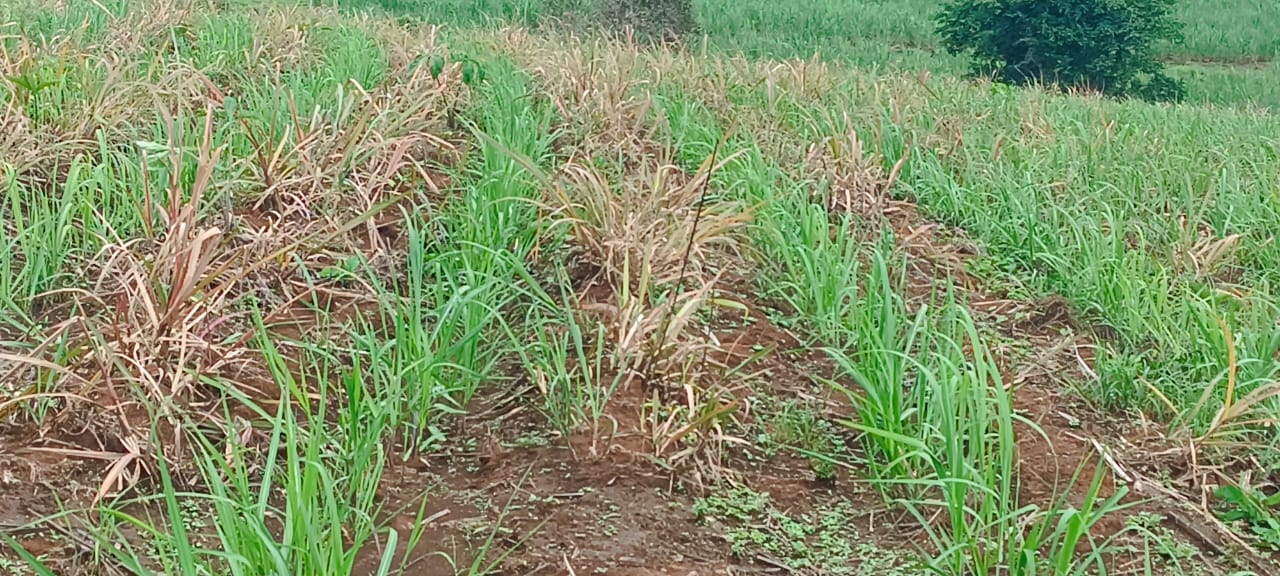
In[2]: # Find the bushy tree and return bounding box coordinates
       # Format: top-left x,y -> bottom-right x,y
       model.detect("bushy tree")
936,0 -> 1186,102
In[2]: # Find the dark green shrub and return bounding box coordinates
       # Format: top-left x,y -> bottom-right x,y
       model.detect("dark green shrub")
936,0 -> 1186,102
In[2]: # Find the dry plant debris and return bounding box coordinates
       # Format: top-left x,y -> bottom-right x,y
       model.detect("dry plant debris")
2,1 -> 1280,575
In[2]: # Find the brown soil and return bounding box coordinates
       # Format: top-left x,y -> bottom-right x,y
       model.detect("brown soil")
863,195 -> 1275,574
1,171 -> 1265,576
0,300 -> 904,575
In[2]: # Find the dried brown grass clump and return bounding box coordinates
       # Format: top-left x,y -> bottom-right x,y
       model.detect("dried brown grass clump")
510,33 -> 662,172
508,139 -> 752,472
0,1 -> 474,500
491,32 -> 769,474
1,113 -> 246,503
103,0 -> 199,56
551,154 -> 747,288
571,155 -> 749,472
235,6 -> 325,75
804,113 -> 907,219
0,18 -> 207,179
1172,214 -> 1242,284
2,6 -> 450,342
227,46 -> 466,268
496,31 -> 873,156
0,103 -> 426,499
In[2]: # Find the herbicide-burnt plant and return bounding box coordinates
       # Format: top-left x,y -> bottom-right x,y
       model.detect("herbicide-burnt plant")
1,110 -> 243,498
8,324 -> 427,576
479,102 -> 749,460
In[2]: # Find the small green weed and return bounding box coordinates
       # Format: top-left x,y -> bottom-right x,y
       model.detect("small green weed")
693,487 -> 916,574
1125,513 -> 1200,562
1215,484 -> 1280,550
0,555 -> 37,576
1122,512 -> 1210,576
758,400 -> 850,480
509,430 -> 553,449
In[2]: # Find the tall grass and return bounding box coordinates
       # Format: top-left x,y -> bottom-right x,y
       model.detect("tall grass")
6,317 -> 429,576
888,92 -> 1280,433
337,0 -> 1280,108
5,1 -> 1278,573
190,13 -> 257,81
830,304 -> 1131,575
455,58 -> 558,260
330,0 -> 551,26
341,59 -> 560,450
516,270 -> 625,441
637,38 -> 1280,438
16,0 -> 129,44
186,333 -> 402,576
0,143 -> 154,331
349,211 -> 539,450
717,127 -> 1131,573
1175,0 -> 1280,61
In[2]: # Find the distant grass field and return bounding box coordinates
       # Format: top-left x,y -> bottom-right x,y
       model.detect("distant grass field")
691,0 -> 1280,63
1176,0 -> 1280,61
332,0 -> 1280,110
